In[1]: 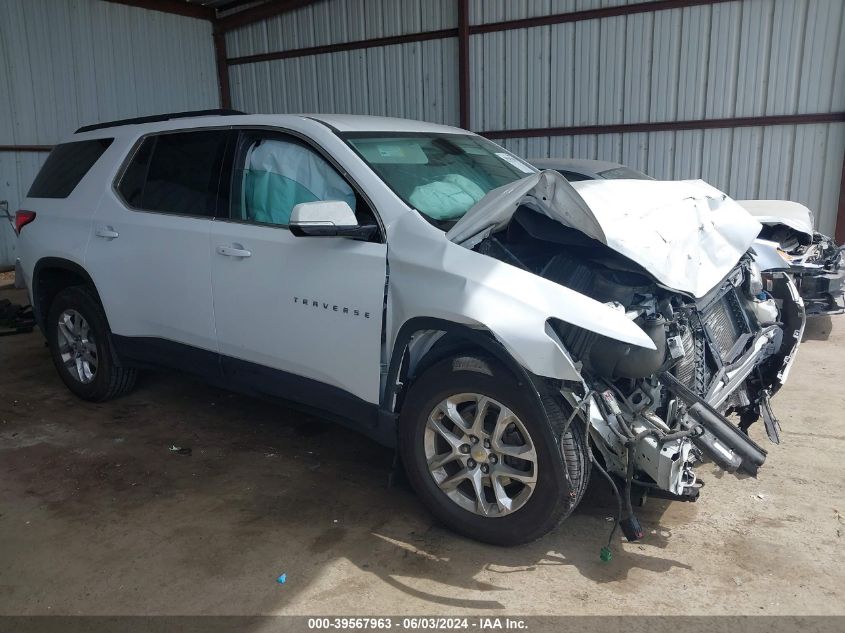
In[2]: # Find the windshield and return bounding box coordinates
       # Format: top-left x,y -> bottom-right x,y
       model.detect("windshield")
343,133 -> 535,222
598,166 -> 653,180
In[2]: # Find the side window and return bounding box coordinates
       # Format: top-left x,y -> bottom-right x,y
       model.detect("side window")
117,130 -> 228,217
28,138 -> 113,198
231,133 -> 370,228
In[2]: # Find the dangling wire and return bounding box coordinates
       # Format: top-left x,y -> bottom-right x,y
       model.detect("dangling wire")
567,387 -> 622,561
590,453 -> 622,562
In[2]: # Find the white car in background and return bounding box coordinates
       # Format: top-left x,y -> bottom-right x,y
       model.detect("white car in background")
532,157 -> 845,317
737,199 -> 844,316
530,157 -> 654,182
15,112 -> 804,546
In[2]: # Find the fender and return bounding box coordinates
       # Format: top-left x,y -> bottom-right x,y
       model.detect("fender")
385,218 -> 656,387
31,257 -> 98,328
380,318 -> 565,459
382,317 -> 553,412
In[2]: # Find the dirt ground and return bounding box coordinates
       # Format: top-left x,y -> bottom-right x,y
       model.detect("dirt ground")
1,279 -> 843,617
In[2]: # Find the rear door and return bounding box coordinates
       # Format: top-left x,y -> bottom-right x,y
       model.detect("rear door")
209,129 -> 387,414
86,129 -> 231,365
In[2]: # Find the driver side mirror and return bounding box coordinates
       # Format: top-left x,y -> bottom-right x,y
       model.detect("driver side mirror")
289,201 -> 377,240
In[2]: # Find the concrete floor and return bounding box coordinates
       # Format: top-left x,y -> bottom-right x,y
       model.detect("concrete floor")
1,278 -> 844,616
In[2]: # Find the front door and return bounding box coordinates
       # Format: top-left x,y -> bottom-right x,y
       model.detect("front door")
209,130 -> 387,417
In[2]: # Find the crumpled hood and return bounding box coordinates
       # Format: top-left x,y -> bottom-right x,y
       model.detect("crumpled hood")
446,171 -> 762,298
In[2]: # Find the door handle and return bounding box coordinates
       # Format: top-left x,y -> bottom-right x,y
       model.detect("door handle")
217,244 -> 252,258
95,226 -> 119,240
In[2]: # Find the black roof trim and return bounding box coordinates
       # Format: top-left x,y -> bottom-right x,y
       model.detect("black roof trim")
75,109 -> 247,134
303,115 -> 341,134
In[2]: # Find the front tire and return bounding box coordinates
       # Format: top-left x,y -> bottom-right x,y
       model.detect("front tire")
46,285 -> 137,401
399,355 -> 590,546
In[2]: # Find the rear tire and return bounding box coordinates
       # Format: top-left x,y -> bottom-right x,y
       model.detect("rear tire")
46,285 -> 137,401
399,355 -> 590,546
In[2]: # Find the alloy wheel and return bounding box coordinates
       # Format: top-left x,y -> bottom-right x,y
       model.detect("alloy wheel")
56,309 -> 98,384
424,393 -> 538,517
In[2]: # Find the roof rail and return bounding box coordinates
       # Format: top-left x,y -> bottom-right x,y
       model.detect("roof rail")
75,109 -> 247,134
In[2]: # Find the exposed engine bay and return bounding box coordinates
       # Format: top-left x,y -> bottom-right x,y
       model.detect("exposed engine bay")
470,203 -> 805,528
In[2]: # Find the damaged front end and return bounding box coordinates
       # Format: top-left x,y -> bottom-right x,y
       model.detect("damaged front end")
449,173 -> 806,530
739,200 -> 845,316
548,255 -> 804,493
775,234 -> 844,316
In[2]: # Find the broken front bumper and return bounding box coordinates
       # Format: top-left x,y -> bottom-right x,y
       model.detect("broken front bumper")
578,272 -> 805,500
792,265 -> 845,316
787,241 -> 845,317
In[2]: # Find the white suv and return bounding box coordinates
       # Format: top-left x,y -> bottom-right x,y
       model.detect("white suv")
16,111 -> 805,546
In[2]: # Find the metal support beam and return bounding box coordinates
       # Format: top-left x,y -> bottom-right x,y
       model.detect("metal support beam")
227,28 -> 458,65
837,152 -> 845,244
217,0 -> 321,33
101,0 -> 214,21
0,145 -> 52,152
480,113 -> 845,139
470,0 -> 734,35
457,0 -> 470,130
213,27 -> 233,110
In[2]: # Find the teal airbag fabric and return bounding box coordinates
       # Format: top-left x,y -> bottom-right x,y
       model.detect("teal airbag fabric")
244,171 -> 317,225
408,174 -> 486,220
242,140 -> 356,225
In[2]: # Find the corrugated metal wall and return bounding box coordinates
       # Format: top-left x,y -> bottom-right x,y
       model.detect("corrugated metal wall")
0,0 -> 219,267
474,0 -> 845,235
226,0 -> 460,125
229,40 -> 460,125
226,0 -> 844,237
227,0 -> 457,56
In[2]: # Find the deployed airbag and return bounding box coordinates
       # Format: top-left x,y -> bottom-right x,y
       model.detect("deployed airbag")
243,140 -> 356,225
408,174 -> 486,220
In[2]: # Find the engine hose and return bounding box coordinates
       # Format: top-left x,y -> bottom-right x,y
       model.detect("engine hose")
625,424 -> 698,448
607,383 -> 646,428
608,404 -> 637,440
627,428 -> 661,446
606,415 -> 633,444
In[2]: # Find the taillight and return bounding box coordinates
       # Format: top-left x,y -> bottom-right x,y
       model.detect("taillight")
14,210 -> 36,234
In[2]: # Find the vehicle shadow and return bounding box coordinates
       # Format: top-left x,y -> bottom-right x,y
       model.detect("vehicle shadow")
347,479 -> 694,611
802,315 -> 832,341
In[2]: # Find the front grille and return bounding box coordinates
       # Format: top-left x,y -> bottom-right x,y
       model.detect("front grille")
702,289 -> 747,358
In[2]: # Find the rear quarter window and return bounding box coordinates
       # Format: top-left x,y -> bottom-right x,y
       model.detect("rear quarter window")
27,138 -> 113,198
